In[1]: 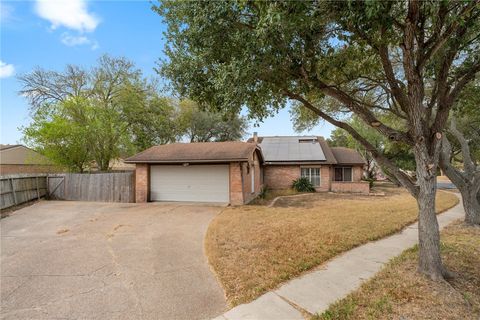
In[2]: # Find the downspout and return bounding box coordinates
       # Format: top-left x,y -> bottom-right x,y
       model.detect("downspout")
240,162 -> 245,204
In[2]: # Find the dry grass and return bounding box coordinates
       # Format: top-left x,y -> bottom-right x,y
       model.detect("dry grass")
205,186 -> 459,306
316,221 -> 480,320
249,188 -> 301,205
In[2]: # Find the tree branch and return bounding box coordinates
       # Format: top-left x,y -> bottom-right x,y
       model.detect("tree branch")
449,118 -> 476,175
283,89 -> 419,197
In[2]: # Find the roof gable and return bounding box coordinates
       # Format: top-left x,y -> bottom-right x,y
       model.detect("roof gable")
125,141 -> 261,163
331,147 -> 366,165
0,145 -> 52,165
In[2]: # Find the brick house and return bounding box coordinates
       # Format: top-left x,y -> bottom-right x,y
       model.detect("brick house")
0,144 -> 61,175
126,136 -> 368,205
250,135 -> 369,194
125,142 -> 264,205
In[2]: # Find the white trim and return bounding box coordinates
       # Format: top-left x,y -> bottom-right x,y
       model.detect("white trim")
300,167 -> 321,186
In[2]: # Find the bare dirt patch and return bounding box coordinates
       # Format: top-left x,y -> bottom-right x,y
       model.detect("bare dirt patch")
316,221 -> 480,320
205,186 -> 459,306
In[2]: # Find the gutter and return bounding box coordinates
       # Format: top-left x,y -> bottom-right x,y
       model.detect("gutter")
124,158 -> 250,164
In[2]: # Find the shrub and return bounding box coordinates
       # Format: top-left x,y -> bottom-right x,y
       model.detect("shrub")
291,177 -> 315,192
258,186 -> 269,199
364,178 -> 375,188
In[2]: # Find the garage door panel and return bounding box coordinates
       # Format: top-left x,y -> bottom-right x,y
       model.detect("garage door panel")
150,165 -> 229,202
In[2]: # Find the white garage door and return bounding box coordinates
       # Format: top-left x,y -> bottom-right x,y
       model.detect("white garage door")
150,165 -> 230,203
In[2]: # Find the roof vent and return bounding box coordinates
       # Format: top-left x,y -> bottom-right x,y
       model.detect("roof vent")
298,138 -> 317,144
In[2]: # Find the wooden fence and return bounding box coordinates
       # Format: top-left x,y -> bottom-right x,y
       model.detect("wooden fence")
48,172 -> 135,203
1,174 -> 48,210
1,172 -> 135,210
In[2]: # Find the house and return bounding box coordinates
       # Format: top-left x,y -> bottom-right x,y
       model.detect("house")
125,142 -> 263,205
125,136 -> 368,205
0,144 -> 60,175
248,135 -> 369,194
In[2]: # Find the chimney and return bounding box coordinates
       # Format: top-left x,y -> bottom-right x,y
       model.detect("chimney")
253,132 -> 258,143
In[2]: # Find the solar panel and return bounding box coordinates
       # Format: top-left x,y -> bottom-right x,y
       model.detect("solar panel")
259,136 -> 326,162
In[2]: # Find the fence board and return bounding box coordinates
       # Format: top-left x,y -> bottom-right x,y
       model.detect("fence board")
1,174 -> 48,210
48,172 -> 134,203
1,172 -> 134,210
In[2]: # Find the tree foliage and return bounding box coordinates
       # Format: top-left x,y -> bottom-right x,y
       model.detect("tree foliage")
19,55 -> 249,171
176,100 -> 248,142
155,0 -> 480,279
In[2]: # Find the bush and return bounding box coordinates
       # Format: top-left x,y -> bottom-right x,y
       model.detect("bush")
364,178 -> 375,188
258,186 -> 269,199
291,177 -> 315,192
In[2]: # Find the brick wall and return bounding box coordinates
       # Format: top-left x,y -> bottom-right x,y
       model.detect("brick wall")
135,164 -> 149,203
0,164 -> 62,175
241,151 -> 263,204
264,165 -> 333,191
331,181 -> 370,194
264,165 -> 300,189
229,162 -> 244,205
316,166 -> 332,192
353,165 -> 364,181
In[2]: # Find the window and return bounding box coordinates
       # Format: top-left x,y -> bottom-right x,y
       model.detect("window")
334,167 -> 353,182
301,167 -> 320,186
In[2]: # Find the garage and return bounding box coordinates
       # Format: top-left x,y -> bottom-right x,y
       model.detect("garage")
125,141 -> 264,205
150,164 -> 230,202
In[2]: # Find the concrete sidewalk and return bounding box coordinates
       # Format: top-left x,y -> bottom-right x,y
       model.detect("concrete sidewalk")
213,195 -> 464,320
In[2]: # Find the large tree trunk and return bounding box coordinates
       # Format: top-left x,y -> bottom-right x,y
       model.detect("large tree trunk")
441,165 -> 480,226
416,178 -> 444,279
440,132 -> 480,226
414,145 -> 445,280
462,185 -> 480,225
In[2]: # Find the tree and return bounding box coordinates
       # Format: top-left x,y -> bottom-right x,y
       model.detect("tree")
440,120 -> 480,225
19,55 -> 179,169
293,107 -> 416,179
119,83 -> 178,151
155,1 -> 480,280
439,81 -> 480,225
176,100 -> 248,142
22,99 -> 91,172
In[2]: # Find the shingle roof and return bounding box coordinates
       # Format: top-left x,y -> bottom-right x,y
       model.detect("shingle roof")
317,137 -> 338,164
330,147 -> 366,165
0,144 -> 21,151
125,142 -> 261,163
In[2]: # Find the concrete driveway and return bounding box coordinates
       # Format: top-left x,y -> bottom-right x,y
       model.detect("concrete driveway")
1,201 -> 227,320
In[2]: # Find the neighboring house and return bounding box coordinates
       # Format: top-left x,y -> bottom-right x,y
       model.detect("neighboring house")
125,142 -> 263,205
0,144 -> 60,175
248,135 -> 369,194
126,135 -> 368,205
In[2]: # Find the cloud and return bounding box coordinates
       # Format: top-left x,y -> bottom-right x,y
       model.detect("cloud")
35,0 -> 100,33
61,33 -> 89,46
0,61 -> 15,78
60,33 -> 99,50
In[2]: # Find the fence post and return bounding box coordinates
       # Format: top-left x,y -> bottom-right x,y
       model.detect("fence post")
36,176 -> 40,200
10,178 -> 17,205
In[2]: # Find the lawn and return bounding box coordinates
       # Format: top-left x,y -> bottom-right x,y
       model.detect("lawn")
317,221 -> 480,320
205,185 -> 459,306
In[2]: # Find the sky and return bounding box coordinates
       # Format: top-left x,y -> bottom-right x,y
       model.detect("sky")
0,0 -> 334,145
